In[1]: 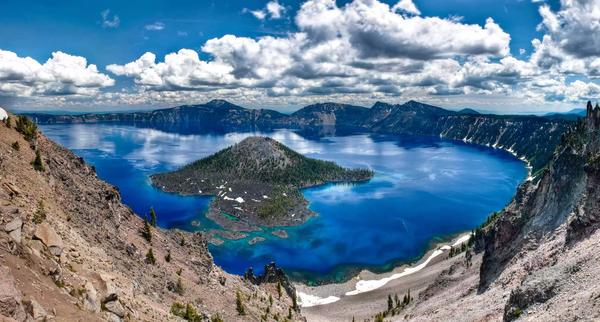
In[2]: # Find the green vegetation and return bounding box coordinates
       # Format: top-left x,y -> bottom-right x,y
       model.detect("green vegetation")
15,115 -> 37,142
11,141 -> 20,151
33,200 -> 47,224
175,277 -> 184,295
141,219 -> 152,242
374,289 -> 412,320
149,207 -> 157,227
146,248 -> 156,265
5,116 -> 11,128
165,250 -> 171,263
210,313 -> 224,322
277,281 -> 282,299
236,290 -> 246,315
258,188 -> 298,219
182,137 -> 373,186
32,150 -> 45,172
171,302 -> 202,321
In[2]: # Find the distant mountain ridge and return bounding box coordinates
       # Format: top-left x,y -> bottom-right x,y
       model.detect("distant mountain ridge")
27,99 -> 574,174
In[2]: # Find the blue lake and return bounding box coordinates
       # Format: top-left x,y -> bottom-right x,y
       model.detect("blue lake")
39,124 -> 526,283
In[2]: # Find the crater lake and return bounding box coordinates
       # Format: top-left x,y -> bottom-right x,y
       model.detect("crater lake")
39,123 -> 527,283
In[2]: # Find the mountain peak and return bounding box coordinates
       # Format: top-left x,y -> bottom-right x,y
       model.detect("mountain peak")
204,99 -> 240,109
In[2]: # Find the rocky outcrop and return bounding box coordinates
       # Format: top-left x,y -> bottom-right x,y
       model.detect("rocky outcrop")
244,262 -> 297,300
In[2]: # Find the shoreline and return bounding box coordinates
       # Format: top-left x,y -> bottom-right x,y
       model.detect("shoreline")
296,232 -> 472,308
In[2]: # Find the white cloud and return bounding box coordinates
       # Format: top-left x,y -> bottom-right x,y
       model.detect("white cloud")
8,0 -> 600,112
145,22 -> 165,31
250,10 -> 267,20
246,0 -> 286,20
266,0 -> 286,19
392,0 -> 421,15
0,50 -> 114,97
100,9 -> 120,29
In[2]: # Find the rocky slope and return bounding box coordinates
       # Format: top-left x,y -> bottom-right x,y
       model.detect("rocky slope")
385,103 -> 600,321
0,116 -> 303,321
26,100 -> 571,173
151,136 -> 372,230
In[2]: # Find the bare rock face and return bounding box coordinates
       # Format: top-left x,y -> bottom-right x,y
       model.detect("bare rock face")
23,298 -> 48,320
0,266 -> 26,321
33,223 -> 63,256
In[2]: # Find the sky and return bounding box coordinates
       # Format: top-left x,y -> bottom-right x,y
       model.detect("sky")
0,0 -> 599,113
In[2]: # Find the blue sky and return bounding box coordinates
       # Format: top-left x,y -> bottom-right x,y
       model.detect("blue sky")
0,0 -> 598,113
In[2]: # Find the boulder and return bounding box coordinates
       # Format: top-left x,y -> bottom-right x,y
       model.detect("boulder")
33,223 -> 63,256
23,298 -> 47,320
4,217 -> 22,232
4,217 -> 22,243
103,300 -> 125,318
83,281 -> 100,313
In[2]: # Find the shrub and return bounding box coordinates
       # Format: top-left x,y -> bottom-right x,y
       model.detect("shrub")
165,250 -> 171,263
211,313 -> 223,322
32,150 -> 44,172
5,116 -> 12,128
171,302 -> 202,321
236,290 -> 246,315
146,248 -> 156,265
141,219 -> 152,242
33,201 -> 47,224
15,116 -> 37,142
175,277 -> 184,295
11,141 -> 20,151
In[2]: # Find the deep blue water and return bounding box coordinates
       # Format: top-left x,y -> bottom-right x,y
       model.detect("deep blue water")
39,124 -> 526,283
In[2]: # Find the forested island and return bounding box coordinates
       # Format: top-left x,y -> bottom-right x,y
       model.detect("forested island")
150,136 -> 374,230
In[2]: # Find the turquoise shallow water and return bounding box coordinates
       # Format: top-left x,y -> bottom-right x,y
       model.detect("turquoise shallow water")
39,124 -> 526,283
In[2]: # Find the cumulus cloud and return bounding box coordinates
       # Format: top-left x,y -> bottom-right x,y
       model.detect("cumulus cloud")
530,0 -> 600,76
109,0 -> 512,97
10,0 -> 600,111
392,0 -> 421,15
0,50 -> 114,97
101,9 -> 120,29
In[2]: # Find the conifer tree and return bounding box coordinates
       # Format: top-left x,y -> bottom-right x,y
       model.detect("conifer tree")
32,150 -> 44,172
150,207 -> 157,227
146,248 -> 156,265
142,218 -> 152,242
236,290 -> 246,315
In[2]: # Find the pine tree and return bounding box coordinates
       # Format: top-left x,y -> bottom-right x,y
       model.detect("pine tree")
5,116 -> 11,128
142,218 -> 152,242
288,307 -> 293,319
146,248 -> 156,265
11,141 -> 19,151
149,207 -> 157,227
236,290 -> 246,315
292,293 -> 298,311
175,277 -> 184,295
387,294 -> 393,311
277,281 -> 282,299
32,150 -> 44,172
165,250 -> 171,262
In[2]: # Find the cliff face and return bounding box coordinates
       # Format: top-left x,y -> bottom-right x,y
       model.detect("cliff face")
480,103 -> 600,289
0,116 -> 302,321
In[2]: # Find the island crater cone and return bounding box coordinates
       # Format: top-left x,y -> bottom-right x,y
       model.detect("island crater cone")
151,136 -> 373,231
